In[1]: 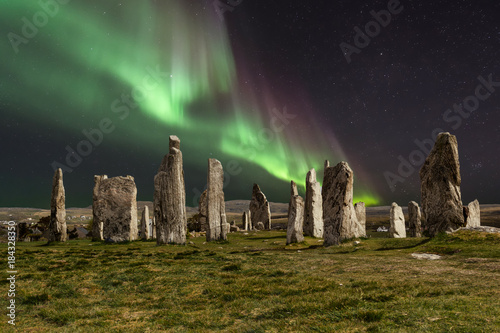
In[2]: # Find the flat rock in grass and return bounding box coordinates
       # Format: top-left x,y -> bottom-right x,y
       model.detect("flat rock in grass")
411,253 -> 442,260
450,226 -> 500,234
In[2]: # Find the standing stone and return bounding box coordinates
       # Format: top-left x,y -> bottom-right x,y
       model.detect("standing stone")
288,181 -> 299,217
198,189 -> 208,232
304,169 -> 324,238
249,184 -> 271,230
287,193 -> 304,244
154,135 -> 187,245
389,202 -> 406,238
255,222 -> 265,230
242,210 -> 251,231
408,201 -> 422,237
465,199 -> 481,228
420,132 -> 465,236
49,168 -> 67,242
140,206 -> 150,240
206,159 -> 227,241
92,175 -> 107,241
322,161 -> 359,246
93,175 -> 138,242
354,202 -> 366,238
151,216 -> 156,239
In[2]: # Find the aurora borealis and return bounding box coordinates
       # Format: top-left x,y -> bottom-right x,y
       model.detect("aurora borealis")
1,1 -> 499,208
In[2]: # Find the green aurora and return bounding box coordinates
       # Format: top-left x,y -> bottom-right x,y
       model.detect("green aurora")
1,1 -> 380,206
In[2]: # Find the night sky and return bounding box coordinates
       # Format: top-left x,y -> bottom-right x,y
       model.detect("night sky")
1,0 -> 499,208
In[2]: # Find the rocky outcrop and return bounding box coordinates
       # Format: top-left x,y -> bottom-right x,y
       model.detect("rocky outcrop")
140,206 -> 150,240
389,202 -> 406,238
49,168 -> 67,242
465,199 -> 480,228
408,201 -> 422,237
249,184 -> 271,230
322,161 -> 359,246
287,189 -> 304,244
420,132 -> 465,236
206,159 -> 227,241
304,169 -> 323,238
92,175 -> 138,243
154,135 -> 187,245
353,202 -> 366,238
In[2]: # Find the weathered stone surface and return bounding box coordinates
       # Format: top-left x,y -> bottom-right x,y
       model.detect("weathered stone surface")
249,184 -> 271,230
389,202 -> 406,238
49,168 -> 67,242
408,201 -> 422,237
198,189 -> 208,232
154,135 -> 187,245
92,175 -> 138,243
151,216 -> 156,239
353,202 -> 366,238
242,210 -> 251,231
465,199 -> 480,228
420,132 -> 465,236
304,169 -> 323,238
206,159 -> 227,241
140,206 -> 150,240
322,161 -> 359,246
287,191 -> 304,244
92,175 -> 107,241
288,181 -> 299,217
230,225 -> 240,232
255,222 -> 265,230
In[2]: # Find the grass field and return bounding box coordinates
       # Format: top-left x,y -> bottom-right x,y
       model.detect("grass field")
2,230 -> 500,332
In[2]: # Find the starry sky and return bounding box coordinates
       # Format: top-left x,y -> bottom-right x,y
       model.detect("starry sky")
1,0 -> 499,208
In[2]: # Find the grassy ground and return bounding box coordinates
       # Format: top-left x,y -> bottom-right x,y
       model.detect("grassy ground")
2,230 -> 500,332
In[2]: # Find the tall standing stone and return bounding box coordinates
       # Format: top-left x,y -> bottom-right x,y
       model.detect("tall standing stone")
287,183 -> 304,244
154,135 -> 187,245
408,201 -> 422,237
140,206 -> 150,240
93,175 -> 138,242
322,161 -> 359,246
206,159 -> 227,241
304,169 -> 324,238
353,202 -> 366,238
198,189 -> 208,232
420,132 -> 465,236
242,210 -> 251,231
389,202 -> 406,238
465,199 -> 481,228
249,184 -> 271,230
92,175 -> 107,241
49,168 -> 67,242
